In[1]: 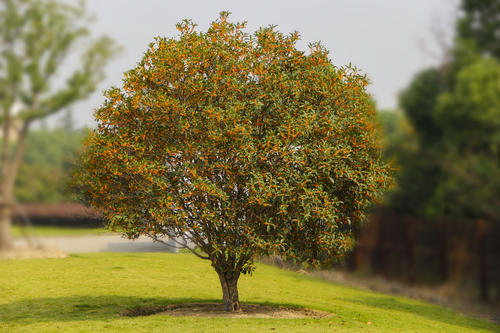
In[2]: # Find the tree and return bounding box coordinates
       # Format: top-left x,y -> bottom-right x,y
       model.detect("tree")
399,68 -> 444,144
458,0 -> 500,59
77,13 -> 390,311
388,22 -> 500,298
433,58 -> 500,300
387,69 -> 446,217
0,0 -> 118,250
378,0 -> 500,300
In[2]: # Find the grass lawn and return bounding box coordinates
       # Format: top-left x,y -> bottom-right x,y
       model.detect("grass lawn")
0,253 -> 497,332
11,225 -> 116,237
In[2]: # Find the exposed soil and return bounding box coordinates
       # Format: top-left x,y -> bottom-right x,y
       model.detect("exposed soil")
121,303 -> 333,318
0,245 -> 67,259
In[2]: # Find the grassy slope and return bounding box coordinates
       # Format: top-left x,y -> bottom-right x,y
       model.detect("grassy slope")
0,253 -> 497,333
11,226 -> 115,237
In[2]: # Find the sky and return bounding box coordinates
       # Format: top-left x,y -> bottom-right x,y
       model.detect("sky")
62,0 -> 459,128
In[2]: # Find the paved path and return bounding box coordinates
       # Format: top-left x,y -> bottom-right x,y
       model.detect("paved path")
13,235 -> 178,254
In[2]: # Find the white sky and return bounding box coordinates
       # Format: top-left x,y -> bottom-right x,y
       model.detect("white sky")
63,0 -> 459,128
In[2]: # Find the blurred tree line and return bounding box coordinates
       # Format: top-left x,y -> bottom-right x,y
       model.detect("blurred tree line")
15,117 -> 86,204
361,0 -> 500,301
0,0 -> 118,250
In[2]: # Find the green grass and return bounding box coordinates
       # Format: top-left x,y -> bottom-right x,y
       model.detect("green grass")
12,225 -> 116,237
0,253 -> 497,332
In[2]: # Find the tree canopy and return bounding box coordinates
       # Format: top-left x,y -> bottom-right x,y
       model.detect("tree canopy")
431,58 -> 500,221
458,0 -> 500,59
382,0 -> 500,300
77,13 -> 390,311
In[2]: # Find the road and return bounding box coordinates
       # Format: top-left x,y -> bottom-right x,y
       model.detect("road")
13,234 -> 178,254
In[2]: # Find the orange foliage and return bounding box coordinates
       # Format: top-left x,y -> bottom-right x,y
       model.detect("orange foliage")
77,12 -> 390,277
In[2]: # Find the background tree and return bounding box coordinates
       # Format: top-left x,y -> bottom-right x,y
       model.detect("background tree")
389,68 -> 446,217
15,127 -> 86,204
77,14 -> 390,311
432,58 -> 500,299
458,0 -> 500,59
0,0 -> 118,250
375,0 -> 500,299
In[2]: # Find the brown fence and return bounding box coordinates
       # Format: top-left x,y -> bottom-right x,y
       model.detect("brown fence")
13,203 -> 104,228
349,210 -> 500,301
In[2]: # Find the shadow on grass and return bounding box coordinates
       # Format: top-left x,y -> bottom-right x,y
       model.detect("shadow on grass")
0,296 -> 219,324
345,296 -> 496,331
0,296 -> 317,324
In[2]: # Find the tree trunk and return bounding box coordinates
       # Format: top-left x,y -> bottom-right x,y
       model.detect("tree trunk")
0,121 -> 29,251
439,220 -> 448,283
476,219 -> 488,302
0,174 -> 15,251
0,203 -> 13,250
405,215 -> 416,285
216,269 -> 241,312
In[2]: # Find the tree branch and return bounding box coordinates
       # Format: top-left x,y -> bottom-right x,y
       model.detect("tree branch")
149,233 -> 210,260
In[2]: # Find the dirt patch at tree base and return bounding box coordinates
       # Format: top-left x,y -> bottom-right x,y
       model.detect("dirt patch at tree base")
0,246 -> 67,259
121,303 -> 333,318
